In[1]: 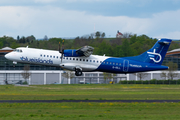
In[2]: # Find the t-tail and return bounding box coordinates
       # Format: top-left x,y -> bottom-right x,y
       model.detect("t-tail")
126,38 -> 172,65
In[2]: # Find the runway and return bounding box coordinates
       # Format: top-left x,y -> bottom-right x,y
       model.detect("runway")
0,100 -> 180,103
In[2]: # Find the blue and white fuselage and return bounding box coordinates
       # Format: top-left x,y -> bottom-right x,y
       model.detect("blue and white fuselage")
5,38 -> 172,76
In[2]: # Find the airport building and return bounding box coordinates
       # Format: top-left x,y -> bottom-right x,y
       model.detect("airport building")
0,47 -> 180,85
163,48 -> 180,70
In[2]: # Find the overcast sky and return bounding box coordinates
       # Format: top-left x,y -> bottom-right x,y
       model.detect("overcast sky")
0,0 -> 180,39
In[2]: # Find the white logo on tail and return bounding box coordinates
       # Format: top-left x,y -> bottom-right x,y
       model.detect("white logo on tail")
147,49 -> 162,63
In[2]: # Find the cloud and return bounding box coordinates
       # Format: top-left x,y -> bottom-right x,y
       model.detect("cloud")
34,0 -> 57,3
0,5 -> 180,39
155,31 -> 180,40
0,6 -> 150,38
66,0 -> 126,3
149,9 -> 180,39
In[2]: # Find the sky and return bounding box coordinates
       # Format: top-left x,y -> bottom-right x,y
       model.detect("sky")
0,0 -> 180,39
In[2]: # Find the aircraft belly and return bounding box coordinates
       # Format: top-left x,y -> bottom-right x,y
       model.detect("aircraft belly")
81,65 -> 97,72
62,63 -> 98,72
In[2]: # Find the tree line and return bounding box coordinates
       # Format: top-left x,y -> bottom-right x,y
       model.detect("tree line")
0,32 -> 180,58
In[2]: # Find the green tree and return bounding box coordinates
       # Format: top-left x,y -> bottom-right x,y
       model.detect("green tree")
96,40 -> 112,56
26,35 -> 36,44
168,41 -> 180,51
130,41 -> 143,55
17,36 -> 20,41
113,45 -> 124,57
0,41 -> 3,49
130,34 -> 137,44
101,32 -> 105,38
95,31 -> 101,38
10,42 -> 19,49
121,39 -> 132,57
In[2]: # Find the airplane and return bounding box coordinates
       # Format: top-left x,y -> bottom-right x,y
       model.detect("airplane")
5,38 -> 172,76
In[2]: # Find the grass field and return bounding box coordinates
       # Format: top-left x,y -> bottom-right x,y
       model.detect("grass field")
0,102 -> 180,120
1,84 -> 180,120
0,84 -> 180,100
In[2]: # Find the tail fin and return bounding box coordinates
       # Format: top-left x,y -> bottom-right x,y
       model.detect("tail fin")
126,38 -> 172,65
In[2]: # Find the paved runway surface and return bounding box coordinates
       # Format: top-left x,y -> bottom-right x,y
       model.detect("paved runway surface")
0,100 -> 180,103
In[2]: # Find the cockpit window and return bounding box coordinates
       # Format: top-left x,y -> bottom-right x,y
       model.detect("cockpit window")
14,49 -> 23,53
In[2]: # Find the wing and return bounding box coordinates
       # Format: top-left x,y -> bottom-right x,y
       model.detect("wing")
76,46 -> 94,57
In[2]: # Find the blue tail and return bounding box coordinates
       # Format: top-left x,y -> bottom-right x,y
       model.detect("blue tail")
125,38 -> 172,65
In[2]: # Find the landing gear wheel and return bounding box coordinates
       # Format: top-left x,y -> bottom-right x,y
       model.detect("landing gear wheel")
75,69 -> 83,76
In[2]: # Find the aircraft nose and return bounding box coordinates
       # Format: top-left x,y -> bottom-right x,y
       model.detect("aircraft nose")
5,53 -> 10,59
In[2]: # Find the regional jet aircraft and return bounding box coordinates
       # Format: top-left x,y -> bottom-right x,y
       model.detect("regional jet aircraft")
5,38 -> 172,76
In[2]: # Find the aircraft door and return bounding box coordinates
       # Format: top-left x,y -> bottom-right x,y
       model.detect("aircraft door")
123,60 -> 129,72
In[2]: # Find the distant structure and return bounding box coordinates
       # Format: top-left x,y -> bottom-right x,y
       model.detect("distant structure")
116,31 -> 123,38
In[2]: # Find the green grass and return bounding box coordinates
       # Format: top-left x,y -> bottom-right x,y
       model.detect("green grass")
0,84 -> 180,100
0,102 -> 180,120
1,84 -> 180,120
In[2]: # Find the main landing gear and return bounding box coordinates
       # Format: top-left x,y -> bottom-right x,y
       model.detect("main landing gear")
75,68 -> 83,76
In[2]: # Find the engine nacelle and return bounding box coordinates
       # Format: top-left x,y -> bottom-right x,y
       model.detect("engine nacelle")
64,50 -> 84,57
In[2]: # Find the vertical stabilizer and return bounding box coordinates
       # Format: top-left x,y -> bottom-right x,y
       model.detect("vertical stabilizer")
144,38 -> 171,65
125,38 -> 172,65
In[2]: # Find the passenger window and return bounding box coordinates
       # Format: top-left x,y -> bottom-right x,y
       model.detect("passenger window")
80,59 -> 82,61
119,63 -> 121,66
40,54 -> 42,57
103,62 -> 105,64
93,60 -> 95,62
83,59 -> 85,61
100,61 -> 102,63
50,56 -> 52,58
97,61 -> 98,63
86,60 -> 88,62
63,57 -> 65,59
53,56 -> 55,58
66,57 -> 68,60
76,58 -> 78,61
90,60 -> 92,62
113,63 -> 115,65
107,62 -> 108,64
47,55 -> 49,57
57,56 -> 58,59
116,63 -> 118,65
73,58 -> 75,60
44,55 -> 46,57
110,62 -> 112,64
20,50 -> 22,52
70,58 -> 71,60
